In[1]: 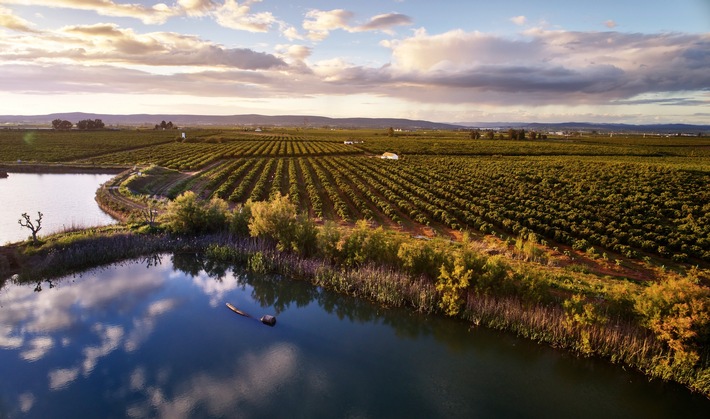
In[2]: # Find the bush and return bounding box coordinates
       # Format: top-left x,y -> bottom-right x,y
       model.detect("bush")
160,191 -> 229,235
317,221 -> 341,262
230,202 -> 252,237
249,193 -> 316,255
397,239 -> 446,279
634,271 -> 710,370
339,220 -> 401,267
437,254 -> 473,316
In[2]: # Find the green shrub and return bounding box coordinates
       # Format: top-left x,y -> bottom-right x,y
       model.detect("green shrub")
397,239 -> 446,279
339,220 -> 401,267
160,191 -> 229,234
230,202 -> 252,237
248,193 -> 317,255
317,221 -> 342,262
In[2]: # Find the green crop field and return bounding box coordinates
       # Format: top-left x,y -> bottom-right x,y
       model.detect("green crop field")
0,129 -> 180,162
3,127 -> 708,266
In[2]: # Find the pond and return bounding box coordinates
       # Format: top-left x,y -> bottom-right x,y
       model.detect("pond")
0,255 -> 708,418
0,173 -> 116,244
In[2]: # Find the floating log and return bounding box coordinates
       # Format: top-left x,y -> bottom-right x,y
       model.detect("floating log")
226,302 -> 251,317
226,302 -> 276,326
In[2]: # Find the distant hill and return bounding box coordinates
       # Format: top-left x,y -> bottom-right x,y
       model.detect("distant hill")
0,113 -> 462,130
2,113 -> 708,133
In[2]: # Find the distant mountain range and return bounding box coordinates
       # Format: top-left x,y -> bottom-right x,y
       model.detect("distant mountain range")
1,113 -> 708,133
0,112 -> 460,130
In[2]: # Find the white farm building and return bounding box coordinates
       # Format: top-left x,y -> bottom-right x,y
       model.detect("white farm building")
380,152 -> 399,160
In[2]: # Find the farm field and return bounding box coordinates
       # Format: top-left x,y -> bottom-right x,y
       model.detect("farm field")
2,128 -> 709,267
2,127 -> 710,399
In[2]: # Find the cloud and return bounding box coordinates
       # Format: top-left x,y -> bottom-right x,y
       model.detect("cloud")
127,343 -> 319,418
3,0 -> 277,33
605,20 -> 617,29
612,96 -> 709,106
178,0 -> 217,16
1,21 -> 708,112
1,0 -> 176,25
0,325 -> 23,349
125,298 -> 179,352
2,23 -> 286,70
82,324 -> 124,374
18,393 -> 35,413
48,367 -> 80,390
276,44 -> 313,61
381,28 -> 710,105
281,24 -> 303,41
0,6 -> 39,32
510,15 -> 527,26
303,9 -> 412,40
214,0 -> 276,32
354,13 -> 413,33
303,9 -> 353,40
20,336 -> 54,361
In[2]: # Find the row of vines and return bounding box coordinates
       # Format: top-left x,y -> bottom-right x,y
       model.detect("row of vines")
82,139 -> 361,169
177,155 -> 709,264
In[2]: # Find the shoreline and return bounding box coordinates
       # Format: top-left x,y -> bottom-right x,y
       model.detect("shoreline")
1,227 -> 708,399
0,163 -> 127,174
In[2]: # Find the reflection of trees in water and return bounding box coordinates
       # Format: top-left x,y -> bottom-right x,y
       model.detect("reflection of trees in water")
171,251 -> 232,281
170,250 -> 438,341
243,272 -> 318,315
23,254 -> 163,294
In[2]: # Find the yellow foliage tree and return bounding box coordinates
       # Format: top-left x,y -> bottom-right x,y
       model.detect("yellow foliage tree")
436,257 -> 473,316
635,272 -> 710,370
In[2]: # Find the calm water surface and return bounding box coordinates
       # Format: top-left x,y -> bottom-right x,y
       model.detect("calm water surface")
0,173 -> 116,244
0,255 -> 708,418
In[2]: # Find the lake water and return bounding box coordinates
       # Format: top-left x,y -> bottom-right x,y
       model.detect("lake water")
0,255 -> 707,418
0,173 -> 116,244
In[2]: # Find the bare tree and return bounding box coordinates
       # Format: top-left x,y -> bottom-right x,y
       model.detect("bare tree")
141,201 -> 159,228
18,211 -> 43,244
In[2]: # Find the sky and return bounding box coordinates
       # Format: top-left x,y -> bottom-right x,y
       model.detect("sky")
0,0 -> 709,124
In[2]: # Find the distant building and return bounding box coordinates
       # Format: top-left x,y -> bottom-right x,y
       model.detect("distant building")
344,141 -> 354,145
380,152 -> 399,160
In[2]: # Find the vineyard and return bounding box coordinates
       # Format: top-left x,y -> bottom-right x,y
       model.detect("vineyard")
81,136 -> 363,170
160,154 -> 707,264
2,128 -> 708,266
0,129 -> 179,162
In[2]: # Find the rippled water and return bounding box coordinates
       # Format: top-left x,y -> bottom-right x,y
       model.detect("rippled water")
0,255 -> 708,418
0,173 -> 116,244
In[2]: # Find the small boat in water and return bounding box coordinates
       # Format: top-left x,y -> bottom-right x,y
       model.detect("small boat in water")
0,172 -> 8,178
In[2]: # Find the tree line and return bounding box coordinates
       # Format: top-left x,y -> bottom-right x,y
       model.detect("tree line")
51,118 -> 105,130
154,120 -> 176,130
470,129 -> 548,140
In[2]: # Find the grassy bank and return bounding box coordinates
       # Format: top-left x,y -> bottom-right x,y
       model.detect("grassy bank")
2,192 -> 708,398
